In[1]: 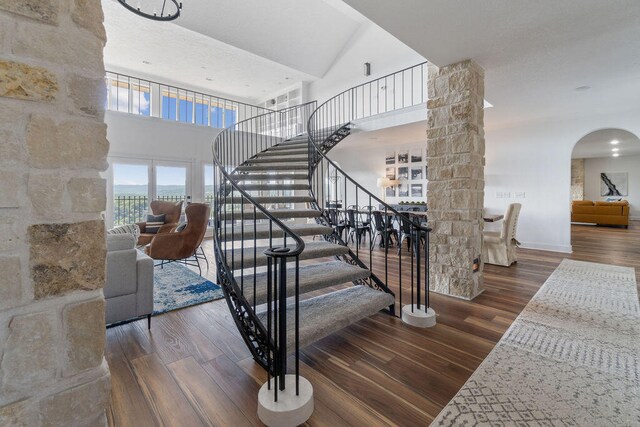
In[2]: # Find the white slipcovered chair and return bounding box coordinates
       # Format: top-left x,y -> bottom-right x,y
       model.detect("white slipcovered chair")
482,203 -> 522,267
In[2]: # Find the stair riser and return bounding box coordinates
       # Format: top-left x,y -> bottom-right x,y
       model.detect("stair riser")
232,174 -> 308,181
236,263 -> 371,306
246,158 -> 309,164
224,184 -> 310,191
257,150 -> 308,157
222,211 -> 321,220
232,196 -> 314,203
224,226 -> 333,240
226,248 -> 349,270
235,165 -> 308,171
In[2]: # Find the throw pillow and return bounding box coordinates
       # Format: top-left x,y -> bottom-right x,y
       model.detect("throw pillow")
146,213 -> 166,234
175,222 -> 187,232
106,224 -> 141,242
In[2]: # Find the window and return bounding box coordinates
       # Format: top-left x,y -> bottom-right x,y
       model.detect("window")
195,95 -> 209,126
161,89 -> 177,121
224,107 -> 237,127
178,91 -> 194,123
132,83 -> 151,116
106,78 -> 150,116
211,106 -> 224,128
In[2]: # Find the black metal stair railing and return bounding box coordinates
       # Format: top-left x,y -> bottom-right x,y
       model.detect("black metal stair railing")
307,61 -> 433,317
212,102 -> 316,399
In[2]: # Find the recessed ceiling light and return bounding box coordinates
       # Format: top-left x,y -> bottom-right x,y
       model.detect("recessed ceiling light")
575,85 -> 591,91
142,60 -> 151,65
612,148 -> 619,152
612,153 -> 620,157
610,140 -> 619,145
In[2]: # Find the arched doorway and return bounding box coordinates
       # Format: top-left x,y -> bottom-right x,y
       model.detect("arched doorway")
570,128 -> 640,230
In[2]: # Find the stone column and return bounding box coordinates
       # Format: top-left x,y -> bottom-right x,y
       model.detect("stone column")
571,159 -> 585,200
0,0 -> 111,425
426,60 -> 485,300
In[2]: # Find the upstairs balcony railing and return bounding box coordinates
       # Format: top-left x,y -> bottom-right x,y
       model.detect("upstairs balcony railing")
105,71 -> 272,129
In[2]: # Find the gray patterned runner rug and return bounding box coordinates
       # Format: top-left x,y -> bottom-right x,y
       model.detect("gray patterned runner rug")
431,259 -> 640,426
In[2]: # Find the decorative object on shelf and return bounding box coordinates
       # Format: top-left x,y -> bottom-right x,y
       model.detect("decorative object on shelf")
600,172 -> 628,196
117,0 -> 182,21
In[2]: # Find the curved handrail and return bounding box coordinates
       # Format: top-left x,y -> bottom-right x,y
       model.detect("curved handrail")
212,102 -> 317,258
307,61 -> 431,231
306,62 -> 433,318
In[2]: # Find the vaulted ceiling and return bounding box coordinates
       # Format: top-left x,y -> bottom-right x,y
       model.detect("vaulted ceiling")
343,0 -> 640,130
101,0 -> 368,100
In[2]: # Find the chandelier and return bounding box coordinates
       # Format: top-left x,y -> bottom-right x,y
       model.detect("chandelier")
117,0 -> 182,21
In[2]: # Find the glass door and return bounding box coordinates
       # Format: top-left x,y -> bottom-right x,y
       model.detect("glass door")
154,161 -> 191,206
111,162 -> 151,226
107,159 -> 192,228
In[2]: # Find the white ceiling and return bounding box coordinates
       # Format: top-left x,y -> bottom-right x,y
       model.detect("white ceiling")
572,129 -> 640,159
343,0 -> 640,130
101,0 -> 364,101
173,0 -> 363,78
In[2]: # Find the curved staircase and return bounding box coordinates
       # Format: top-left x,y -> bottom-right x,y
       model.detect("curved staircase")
212,63 -> 432,425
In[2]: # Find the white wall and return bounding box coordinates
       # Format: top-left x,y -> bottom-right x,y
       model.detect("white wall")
104,111 -> 222,226
484,107 -> 640,253
308,22 -> 425,104
583,155 -> 640,219
326,107 -> 640,253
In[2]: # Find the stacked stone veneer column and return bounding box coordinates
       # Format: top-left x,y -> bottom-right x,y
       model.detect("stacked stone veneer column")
426,60 -> 485,300
571,159 -> 585,201
0,0 -> 110,424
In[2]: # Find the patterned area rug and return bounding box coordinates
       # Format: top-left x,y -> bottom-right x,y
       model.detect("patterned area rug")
153,262 -> 224,315
432,259 -> 640,426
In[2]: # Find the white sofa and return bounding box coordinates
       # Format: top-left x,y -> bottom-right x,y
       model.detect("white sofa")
105,233 -> 154,327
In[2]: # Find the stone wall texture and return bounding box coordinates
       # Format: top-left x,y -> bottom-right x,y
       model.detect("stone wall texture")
571,158 -> 585,201
426,60 -> 486,300
0,0 -> 110,425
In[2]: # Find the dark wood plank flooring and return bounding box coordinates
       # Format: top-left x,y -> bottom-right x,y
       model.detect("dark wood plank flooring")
106,221 -> 640,426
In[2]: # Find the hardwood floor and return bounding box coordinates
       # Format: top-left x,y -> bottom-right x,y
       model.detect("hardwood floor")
106,221 -> 640,426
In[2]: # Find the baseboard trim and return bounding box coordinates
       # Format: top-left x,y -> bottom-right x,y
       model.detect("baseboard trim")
519,241 -> 573,254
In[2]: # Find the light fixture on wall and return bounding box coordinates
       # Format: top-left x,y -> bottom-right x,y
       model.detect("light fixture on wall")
377,177 -> 398,202
364,62 -> 371,76
117,0 -> 182,21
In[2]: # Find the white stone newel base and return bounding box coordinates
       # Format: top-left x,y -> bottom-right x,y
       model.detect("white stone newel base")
402,304 -> 437,328
257,375 -> 314,427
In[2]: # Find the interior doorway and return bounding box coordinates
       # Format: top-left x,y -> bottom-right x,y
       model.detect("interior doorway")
570,128 -> 640,232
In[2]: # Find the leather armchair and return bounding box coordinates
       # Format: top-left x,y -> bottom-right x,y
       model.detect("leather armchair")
135,200 -> 183,246
145,203 -> 211,272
